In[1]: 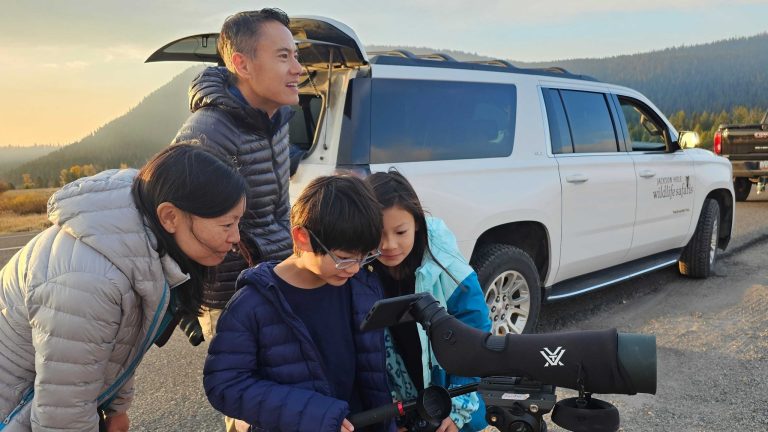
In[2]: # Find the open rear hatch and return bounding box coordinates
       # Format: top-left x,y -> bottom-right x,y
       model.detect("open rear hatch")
145,16 -> 367,68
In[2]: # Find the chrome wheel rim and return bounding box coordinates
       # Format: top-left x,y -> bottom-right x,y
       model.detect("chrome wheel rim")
485,270 -> 530,335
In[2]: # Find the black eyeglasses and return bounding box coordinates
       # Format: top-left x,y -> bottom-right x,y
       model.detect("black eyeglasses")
306,229 -> 381,270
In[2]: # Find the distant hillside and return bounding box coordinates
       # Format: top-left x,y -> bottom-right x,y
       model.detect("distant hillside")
6,33 -> 768,185
0,145 -> 60,178
524,33 -> 768,114
373,33 -> 768,114
2,66 -> 204,186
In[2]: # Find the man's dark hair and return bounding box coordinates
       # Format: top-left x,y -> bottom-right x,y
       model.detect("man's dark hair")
291,175 -> 383,255
218,8 -> 291,73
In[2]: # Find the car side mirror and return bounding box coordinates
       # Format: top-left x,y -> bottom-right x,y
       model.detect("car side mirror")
678,131 -> 701,149
640,115 -> 662,136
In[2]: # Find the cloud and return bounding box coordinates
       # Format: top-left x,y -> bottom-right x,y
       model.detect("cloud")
39,61 -> 88,70
64,61 -> 89,69
104,45 -> 148,63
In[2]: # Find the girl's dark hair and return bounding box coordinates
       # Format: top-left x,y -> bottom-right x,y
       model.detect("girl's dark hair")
366,169 -> 434,280
291,174 -> 383,255
131,143 -> 247,316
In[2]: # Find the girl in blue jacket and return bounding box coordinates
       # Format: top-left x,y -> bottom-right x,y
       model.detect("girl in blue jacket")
366,170 -> 492,432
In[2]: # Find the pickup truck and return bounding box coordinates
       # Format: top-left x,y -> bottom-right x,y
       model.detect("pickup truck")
714,110 -> 768,201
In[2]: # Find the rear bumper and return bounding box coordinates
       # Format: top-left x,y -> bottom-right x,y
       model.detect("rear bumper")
730,160 -> 768,178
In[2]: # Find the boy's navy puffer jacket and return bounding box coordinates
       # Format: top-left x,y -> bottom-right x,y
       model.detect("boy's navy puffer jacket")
203,262 -> 395,432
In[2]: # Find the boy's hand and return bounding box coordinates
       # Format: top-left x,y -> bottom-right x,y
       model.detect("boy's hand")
435,417 -> 458,432
341,418 -> 355,432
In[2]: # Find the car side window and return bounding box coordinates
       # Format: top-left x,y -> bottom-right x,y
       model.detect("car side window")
558,89 -> 619,153
369,79 -> 516,163
617,97 -> 667,152
543,88 -> 573,154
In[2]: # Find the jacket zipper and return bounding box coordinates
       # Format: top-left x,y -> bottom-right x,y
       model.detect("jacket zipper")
98,283 -> 169,407
268,134 -> 283,209
0,387 -> 33,428
0,283 -> 166,429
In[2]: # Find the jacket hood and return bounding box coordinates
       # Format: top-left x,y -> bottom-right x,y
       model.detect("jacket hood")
418,217 -> 474,289
188,66 -> 293,134
47,169 -> 188,290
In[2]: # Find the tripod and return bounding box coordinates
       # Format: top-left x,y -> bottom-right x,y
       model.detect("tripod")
349,376 -> 619,432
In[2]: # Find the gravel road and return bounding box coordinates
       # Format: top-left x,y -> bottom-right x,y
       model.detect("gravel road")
2,192 -> 767,431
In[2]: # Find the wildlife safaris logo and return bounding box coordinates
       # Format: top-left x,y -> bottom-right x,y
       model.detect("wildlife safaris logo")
653,176 -> 693,199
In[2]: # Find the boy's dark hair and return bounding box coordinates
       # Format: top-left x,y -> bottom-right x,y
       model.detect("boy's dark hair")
218,8 -> 291,74
291,174 -> 383,255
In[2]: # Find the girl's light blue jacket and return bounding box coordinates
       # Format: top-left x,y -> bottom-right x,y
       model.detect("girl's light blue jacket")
385,217 -> 491,430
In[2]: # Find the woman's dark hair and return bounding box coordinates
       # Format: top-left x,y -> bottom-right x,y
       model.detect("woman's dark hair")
366,169 -> 435,281
131,143 -> 247,315
291,174 -> 382,255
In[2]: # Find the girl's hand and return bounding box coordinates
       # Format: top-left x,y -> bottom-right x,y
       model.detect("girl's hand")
105,412 -> 130,432
341,418 -> 355,432
435,417 -> 459,432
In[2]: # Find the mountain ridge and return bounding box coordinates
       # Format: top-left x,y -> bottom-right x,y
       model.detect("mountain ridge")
4,32 -> 767,185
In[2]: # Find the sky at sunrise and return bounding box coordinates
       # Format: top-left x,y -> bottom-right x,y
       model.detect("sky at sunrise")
2,0 -> 767,146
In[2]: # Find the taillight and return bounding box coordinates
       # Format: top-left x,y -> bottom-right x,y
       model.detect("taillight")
713,131 -> 722,155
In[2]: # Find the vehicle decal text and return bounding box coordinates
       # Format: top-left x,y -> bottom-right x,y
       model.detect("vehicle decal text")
653,176 -> 693,200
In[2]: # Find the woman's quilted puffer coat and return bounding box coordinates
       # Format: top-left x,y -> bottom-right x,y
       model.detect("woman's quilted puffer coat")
0,169 -> 188,431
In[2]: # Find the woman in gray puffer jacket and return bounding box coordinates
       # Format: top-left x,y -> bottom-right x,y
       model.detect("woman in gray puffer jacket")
0,144 -> 246,432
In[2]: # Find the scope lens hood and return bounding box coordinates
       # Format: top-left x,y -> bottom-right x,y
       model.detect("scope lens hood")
617,333 -> 657,394
417,386 -> 452,421
551,397 -> 619,432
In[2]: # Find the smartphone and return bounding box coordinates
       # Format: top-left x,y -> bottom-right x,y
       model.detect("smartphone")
360,293 -> 428,331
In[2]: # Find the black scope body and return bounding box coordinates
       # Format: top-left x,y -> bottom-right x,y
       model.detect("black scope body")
363,293 -> 657,396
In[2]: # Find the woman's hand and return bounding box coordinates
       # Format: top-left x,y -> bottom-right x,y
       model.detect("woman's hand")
341,418 -> 355,432
105,412 -> 130,432
435,417 -> 459,432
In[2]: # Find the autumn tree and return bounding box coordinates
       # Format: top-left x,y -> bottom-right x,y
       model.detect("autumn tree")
22,173 -> 35,189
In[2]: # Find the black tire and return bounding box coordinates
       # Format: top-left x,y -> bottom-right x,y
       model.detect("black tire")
734,177 -> 751,202
471,244 -> 541,334
679,198 -> 720,278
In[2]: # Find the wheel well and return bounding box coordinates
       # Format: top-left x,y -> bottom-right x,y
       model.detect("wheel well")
706,188 -> 733,249
470,221 -> 550,283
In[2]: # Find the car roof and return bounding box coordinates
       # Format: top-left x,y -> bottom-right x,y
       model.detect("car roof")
368,51 -> 599,81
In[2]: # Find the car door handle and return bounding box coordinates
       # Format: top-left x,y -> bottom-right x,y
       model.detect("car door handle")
565,174 -> 589,183
638,169 -> 656,178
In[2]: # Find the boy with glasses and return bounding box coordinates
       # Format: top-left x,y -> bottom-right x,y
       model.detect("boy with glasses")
203,175 -> 395,432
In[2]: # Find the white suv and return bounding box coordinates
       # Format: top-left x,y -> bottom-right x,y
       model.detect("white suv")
149,16 -> 735,334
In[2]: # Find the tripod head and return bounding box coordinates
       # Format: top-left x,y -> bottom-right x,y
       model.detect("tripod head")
355,292 -> 657,431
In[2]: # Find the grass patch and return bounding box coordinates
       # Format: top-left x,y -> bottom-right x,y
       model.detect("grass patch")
0,188 -> 56,215
0,188 -> 56,233
0,211 -> 51,233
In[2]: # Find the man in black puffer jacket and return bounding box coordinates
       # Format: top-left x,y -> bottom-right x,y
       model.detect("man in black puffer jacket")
172,8 -> 301,344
